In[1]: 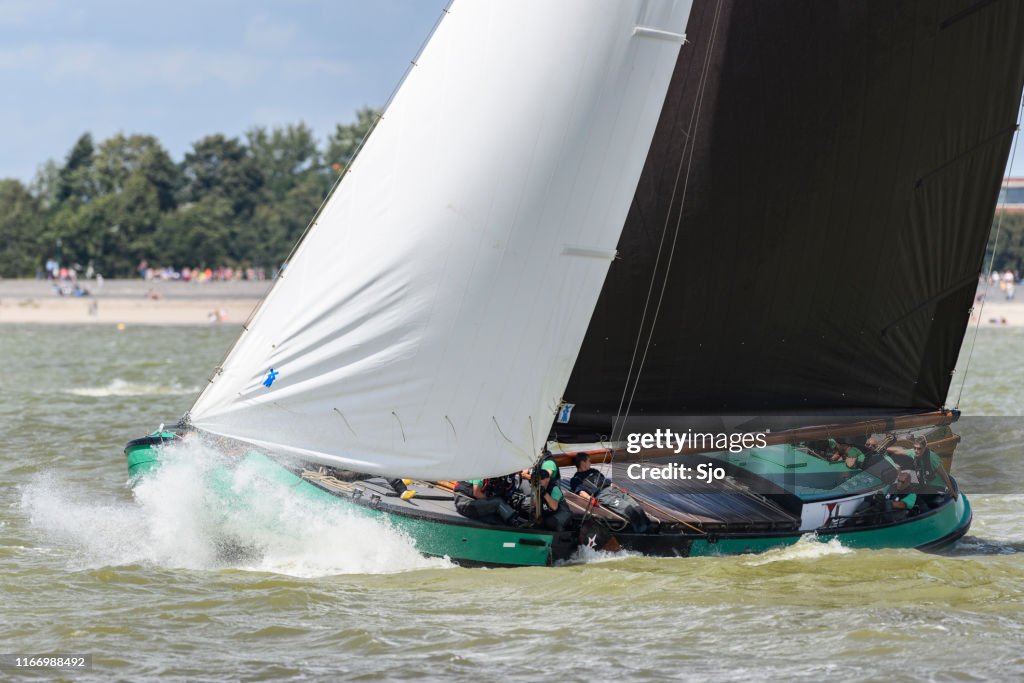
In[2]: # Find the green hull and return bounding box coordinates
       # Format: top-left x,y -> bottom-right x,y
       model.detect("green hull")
687,493 -> 971,556
124,437 -> 972,567
127,437 -> 568,566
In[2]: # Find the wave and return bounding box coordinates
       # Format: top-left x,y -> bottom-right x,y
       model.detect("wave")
65,378 -> 201,397
20,440 -> 449,577
742,535 -> 854,566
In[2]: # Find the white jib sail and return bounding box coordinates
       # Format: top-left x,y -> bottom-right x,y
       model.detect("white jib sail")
189,0 -> 693,480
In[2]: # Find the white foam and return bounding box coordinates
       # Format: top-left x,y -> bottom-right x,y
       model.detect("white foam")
743,534 -> 854,565
21,441 -> 448,576
66,378 -> 200,397
566,543 -> 643,565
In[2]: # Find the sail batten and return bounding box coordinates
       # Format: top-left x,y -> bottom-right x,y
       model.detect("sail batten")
634,27 -> 687,43
189,1 -> 694,479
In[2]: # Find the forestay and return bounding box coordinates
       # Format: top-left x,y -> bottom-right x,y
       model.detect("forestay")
189,0 -> 693,479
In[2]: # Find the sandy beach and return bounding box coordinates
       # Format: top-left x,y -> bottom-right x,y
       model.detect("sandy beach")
2,277 -> 1023,327
0,279 -> 270,325
971,300 -> 1024,327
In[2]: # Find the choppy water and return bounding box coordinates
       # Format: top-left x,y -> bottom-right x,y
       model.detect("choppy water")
1,324 -> 1022,681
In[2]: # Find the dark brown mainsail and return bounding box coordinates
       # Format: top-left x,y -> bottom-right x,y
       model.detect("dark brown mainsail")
563,0 -> 1024,432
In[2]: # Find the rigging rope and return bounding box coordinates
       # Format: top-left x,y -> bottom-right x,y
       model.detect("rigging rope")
611,0 -> 724,444
955,96 -> 1024,409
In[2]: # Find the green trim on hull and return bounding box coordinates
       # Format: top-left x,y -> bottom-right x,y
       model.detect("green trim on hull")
124,439 -> 972,567
687,492 -> 972,557
125,442 -> 562,567
125,431 -> 177,480
242,452 -> 565,566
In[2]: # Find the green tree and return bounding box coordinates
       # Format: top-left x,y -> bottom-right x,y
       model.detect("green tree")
56,132 -> 97,205
247,171 -> 332,266
180,134 -> 263,215
244,123 -> 331,266
30,159 -> 61,210
94,133 -> 180,211
0,180 -> 45,277
47,202 -> 103,274
89,174 -> 162,275
7,110 -> 382,274
984,212 -> 1024,275
325,107 -> 380,172
156,195 -> 235,268
247,123 -> 320,201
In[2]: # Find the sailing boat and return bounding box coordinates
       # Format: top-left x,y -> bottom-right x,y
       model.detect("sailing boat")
126,0 -> 1024,566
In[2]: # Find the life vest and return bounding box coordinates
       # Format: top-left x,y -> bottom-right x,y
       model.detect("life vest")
455,479 -> 508,499
916,448 -> 938,483
483,477 -> 513,499
540,483 -> 563,514
571,468 -> 608,496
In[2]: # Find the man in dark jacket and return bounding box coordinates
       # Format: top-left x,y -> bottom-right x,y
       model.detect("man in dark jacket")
453,479 -> 519,526
569,453 -> 650,533
536,468 -> 571,531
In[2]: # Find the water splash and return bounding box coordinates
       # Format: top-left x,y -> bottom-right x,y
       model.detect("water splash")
947,493 -> 1024,556
21,440 -> 448,576
566,542 -> 643,565
743,534 -> 854,566
65,378 -> 200,397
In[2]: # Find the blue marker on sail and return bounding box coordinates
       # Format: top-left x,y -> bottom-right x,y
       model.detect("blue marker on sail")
263,368 -> 279,388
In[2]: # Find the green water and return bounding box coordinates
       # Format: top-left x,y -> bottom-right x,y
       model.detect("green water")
1,324 -> 1022,681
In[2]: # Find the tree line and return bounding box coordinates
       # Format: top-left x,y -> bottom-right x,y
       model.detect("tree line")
3,108 -> 1023,279
985,211 -> 1024,277
0,108 -> 378,278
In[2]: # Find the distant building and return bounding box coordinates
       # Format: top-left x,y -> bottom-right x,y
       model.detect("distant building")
996,178 -> 1024,213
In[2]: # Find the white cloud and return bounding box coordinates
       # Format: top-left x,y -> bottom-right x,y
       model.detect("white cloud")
0,42 -> 351,91
243,14 -> 298,51
0,0 -> 60,28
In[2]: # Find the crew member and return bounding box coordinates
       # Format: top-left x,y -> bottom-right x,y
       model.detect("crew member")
888,470 -> 918,514
829,440 -> 866,469
569,452 -> 650,533
907,435 -> 944,486
537,468 -> 571,531
453,479 -> 519,526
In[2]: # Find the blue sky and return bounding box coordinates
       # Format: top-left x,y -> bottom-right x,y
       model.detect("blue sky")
0,0 -> 445,182
2,1 -> 1023,183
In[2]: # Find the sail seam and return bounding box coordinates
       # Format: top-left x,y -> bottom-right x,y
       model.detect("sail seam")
939,0 -> 999,30
878,273 -> 982,337
914,124 -> 1017,188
